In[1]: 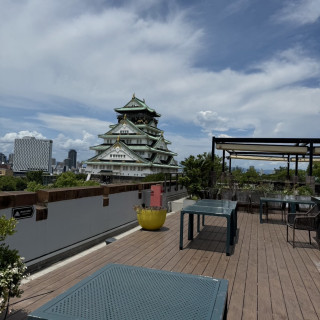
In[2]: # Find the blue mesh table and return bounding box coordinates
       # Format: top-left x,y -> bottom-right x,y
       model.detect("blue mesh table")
180,204 -> 235,255
27,263 -> 228,320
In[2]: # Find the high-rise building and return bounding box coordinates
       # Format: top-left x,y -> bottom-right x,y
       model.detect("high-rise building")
0,153 -> 7,164
8,153 -> 14,165
13,137 -> 53,173
68,149 -> 77,169
85,94 -> 179,179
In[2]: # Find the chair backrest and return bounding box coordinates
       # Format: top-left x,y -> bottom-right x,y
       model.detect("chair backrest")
250,191 -> 264,203
236,190 -> 249,202
307,205 -> 319,217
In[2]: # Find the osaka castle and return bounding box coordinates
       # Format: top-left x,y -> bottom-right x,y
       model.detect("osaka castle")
85,94 -> 179,180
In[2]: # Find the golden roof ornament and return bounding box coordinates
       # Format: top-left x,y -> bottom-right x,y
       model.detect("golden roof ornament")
124,114 -> 127,120
132,93 -> 135,99
117,135 -> 120,142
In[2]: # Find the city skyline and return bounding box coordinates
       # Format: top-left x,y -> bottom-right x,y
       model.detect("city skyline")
0,0 -> 319,170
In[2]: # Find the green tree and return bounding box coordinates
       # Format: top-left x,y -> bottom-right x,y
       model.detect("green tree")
231,167 -> 246,185
53,172 -> 81,188
244,166 -> 260,182
26,181 -> 46,192
15,177 -> 28,191
53,172 -> 99,188
179,152 -> 220,198
26,171 -> 43,184
142,173 -> 165,182
0,176 -> 17,191
308,162 -> 320,183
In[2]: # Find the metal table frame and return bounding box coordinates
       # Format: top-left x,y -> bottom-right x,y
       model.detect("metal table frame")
27,263 -> 229,320
259,197 -> 315,223
180,202 -> 236,256
196,199 -> 238,232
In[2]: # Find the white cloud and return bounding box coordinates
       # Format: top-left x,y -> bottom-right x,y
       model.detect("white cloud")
0,1 -> 319,166
164,132 -> 212,163
52,132 -> 98,161
274,0 -> 320,25
35,114 -> 112,136
0,0 -> 202,109
0,131 -> 47,154
195,111 -> 229,133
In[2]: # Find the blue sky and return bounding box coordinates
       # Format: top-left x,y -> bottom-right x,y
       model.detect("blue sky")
0,0 -> 319,170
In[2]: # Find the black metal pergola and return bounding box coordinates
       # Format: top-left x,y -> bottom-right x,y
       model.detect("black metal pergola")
212,137 -> 320,179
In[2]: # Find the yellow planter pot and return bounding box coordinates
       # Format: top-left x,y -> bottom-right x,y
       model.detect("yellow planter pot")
136,207 -> 167,230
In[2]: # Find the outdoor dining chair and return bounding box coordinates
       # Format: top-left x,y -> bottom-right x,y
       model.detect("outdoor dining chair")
286,205 -> 320,249
265,193 -> 286,221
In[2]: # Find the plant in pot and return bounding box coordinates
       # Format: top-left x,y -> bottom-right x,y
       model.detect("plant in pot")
0,216 -> 27,319
134,204 -> 167,231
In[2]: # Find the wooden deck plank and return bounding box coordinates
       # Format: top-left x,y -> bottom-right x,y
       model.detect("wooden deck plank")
6,210 -> 320,320
226,210 -> 252,319
263,216 -> 287,319
276,220 -> 320,319
223,211 -> 248,308
242,212 -> 258,320
268,219 -> 304,320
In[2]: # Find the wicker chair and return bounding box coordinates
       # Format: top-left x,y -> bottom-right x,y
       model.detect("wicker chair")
286,205 -> 320,249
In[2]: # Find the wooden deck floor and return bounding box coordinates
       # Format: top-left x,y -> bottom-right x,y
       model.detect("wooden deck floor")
6,209 -> 320,320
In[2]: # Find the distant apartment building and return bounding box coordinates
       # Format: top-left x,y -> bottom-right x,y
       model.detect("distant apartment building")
0,164 -> 13,176
13,137 -> 53,174
68,149 -> 77,169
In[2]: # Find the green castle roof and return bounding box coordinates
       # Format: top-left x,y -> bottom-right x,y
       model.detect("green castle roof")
114,94 -> 161,117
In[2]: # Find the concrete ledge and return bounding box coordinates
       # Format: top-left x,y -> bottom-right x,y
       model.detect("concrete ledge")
170,197 -> 186,212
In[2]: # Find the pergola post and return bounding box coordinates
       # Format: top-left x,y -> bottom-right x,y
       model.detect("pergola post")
210,137 -> 216,187
287,155 -> 290,180
309,142 -> 313,176
222,150 -> 225,172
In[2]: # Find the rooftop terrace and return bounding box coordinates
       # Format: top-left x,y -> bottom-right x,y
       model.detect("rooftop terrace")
5,208 -> 320,320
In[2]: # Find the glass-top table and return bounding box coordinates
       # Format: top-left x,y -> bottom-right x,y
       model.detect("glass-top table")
259,197 -> 315,223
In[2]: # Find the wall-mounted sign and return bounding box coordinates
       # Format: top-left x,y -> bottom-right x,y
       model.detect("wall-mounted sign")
12,206 -> 34,220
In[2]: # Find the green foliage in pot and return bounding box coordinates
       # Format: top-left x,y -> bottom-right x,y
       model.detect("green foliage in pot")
0,216 -> 27,316
296,185 -> 314,196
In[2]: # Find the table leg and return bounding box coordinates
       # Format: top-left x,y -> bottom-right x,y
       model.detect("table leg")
289,203 -> 296,213
230,214 -> 235,246
197,214 -> 200,232
259,201 -> 263,223
226,217 -> 230,256
179,212 -> 184,250
188,214 -> 194,240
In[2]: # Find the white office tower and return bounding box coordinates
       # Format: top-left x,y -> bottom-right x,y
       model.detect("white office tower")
13,137 -> 53,173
